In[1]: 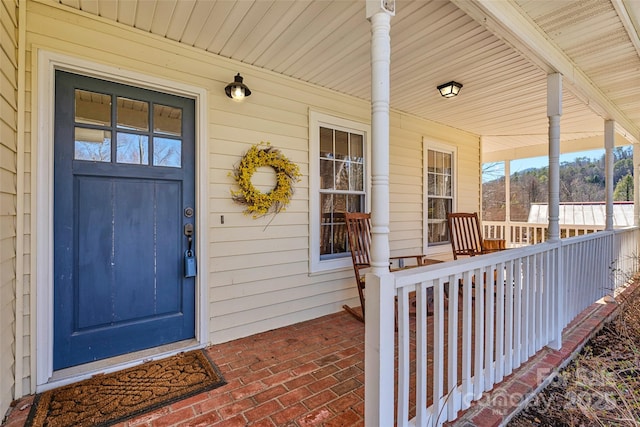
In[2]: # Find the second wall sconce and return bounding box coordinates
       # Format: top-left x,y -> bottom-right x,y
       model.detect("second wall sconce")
225,73 -> 251,101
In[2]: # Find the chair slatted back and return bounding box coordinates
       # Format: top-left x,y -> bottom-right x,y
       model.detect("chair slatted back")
343,212 -> 372,320
344,212 -> 372,272
447,212 -> 485,260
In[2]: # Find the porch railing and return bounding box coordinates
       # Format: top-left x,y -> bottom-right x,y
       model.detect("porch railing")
368,226 -> 639,427
483,220 -> 604,246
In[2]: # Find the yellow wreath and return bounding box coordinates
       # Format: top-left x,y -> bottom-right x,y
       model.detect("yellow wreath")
230,142 -> 302,218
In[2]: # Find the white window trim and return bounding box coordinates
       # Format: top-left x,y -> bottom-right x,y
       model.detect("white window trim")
35,50 -> 209,389
309,111 -> 371,273
422,137 -> 457,256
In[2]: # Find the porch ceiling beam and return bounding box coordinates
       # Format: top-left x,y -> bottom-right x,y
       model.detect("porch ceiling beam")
452,0 -> 640,144
483,133 -> 632,163
615,0 -> 640,58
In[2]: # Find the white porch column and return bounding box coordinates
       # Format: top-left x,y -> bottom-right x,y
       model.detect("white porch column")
505,160 -> 511,242
547,73 -> 562,242
365,2 -> 395,427
547,73 -> 563,350
605,120 -> 615,231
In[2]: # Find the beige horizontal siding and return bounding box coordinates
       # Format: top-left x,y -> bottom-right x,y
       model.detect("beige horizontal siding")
0,0 -> 17,417
23,0 -> 481,369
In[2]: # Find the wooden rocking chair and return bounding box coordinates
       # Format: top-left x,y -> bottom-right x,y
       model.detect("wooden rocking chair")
342,212 -> 428,322
446,212 -> 506,292
446,212 -> 489,260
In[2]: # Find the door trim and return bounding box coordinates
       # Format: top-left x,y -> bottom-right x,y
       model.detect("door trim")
35,50 -> 209,389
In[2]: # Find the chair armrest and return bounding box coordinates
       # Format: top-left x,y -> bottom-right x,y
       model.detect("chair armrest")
389,254 -> 436,268
390,254 -> 425,262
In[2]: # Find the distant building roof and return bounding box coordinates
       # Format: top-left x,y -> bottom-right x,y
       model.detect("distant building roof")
527,202 -> 634,227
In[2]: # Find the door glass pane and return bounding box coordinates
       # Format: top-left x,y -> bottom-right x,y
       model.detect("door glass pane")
153,137 -> 181,168
117,97 -> 149,131
74,128 -> 111,162
335,130 -> 348,160
154,104 -> 182,136
75,90 -> 111,126
117,133 -> 149,165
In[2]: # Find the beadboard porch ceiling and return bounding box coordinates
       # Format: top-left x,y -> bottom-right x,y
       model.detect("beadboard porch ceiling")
56,0 -> 640,158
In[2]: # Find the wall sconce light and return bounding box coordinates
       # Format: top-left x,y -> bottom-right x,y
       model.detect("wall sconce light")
437,81 -> 463,98
225,73 -> 251,100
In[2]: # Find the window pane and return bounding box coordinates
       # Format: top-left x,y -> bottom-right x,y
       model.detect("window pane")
320,194 -> 349,257
320,193 -> 333,217
75,128 -> 111,162
335,161 -> 349,190
320,159 -> 334,189
153,137 -> 181,168
320,210 -> 347,256
350,162 -> 363,191
117,133 -> 149,165
443,152 -> 452,174
347,194 -> 364,213
428,150 -> 436,172
153,104 -> 182,136
332,194 -> 347,216
436,175 -> 444,196
75,90 -> 111,126
320,127 -> 333,158
350,134 -> 363,162
428,198 -> 452,243
335,130 -> 348,160
428,174 -> 436,195
117,97 -> 149,131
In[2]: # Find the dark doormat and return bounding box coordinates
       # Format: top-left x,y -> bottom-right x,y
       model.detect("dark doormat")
26,349 -> 226,427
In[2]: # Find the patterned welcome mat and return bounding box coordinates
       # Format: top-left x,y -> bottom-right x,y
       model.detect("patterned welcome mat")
26,350 -> 226,427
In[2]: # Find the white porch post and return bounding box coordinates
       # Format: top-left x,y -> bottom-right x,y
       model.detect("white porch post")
505,160 -> 511,242
365,2 -> 395,427
547,73 -> 562,242
547,73 -> 563,350
605,120 -> 615,231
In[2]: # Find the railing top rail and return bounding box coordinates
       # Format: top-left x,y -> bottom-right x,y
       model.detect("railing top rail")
392,241 -> 560,288
559,229 -> 615,245
482,220 -> 634,230
613,225 -> 639,235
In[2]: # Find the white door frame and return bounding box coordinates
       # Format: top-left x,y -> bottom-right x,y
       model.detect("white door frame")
35,50 -> 209,389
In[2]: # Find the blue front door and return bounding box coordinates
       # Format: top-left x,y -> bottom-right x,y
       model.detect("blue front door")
53,71 -> 196,370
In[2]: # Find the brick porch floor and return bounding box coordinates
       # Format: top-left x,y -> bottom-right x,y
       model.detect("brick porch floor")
3,281 -> 635,427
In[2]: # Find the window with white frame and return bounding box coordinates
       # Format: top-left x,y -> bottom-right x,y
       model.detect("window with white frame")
426,146 -> 455,246
310,112 -> 369,272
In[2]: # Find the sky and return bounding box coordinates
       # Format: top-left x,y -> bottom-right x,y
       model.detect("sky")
483,148 -> 607,182
510,148 -> 606,173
